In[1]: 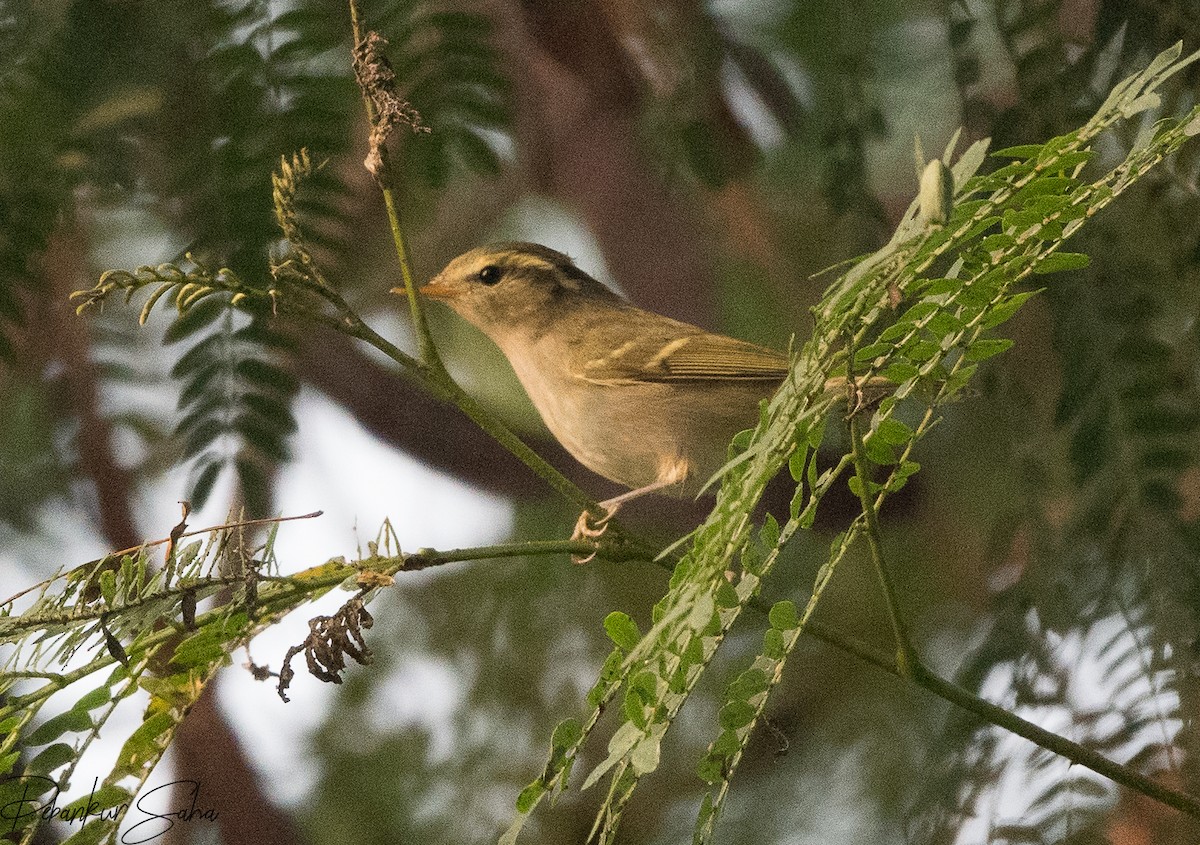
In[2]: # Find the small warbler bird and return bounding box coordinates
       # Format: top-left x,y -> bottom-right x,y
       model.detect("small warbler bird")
414,242 -> 872,558
416,241 -> 787,544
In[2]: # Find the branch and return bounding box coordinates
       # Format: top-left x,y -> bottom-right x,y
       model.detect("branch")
848,412 -> 919,675
799,619 -> 1200,819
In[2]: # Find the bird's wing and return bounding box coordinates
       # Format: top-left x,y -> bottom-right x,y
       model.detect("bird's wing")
579,327 -> 789,384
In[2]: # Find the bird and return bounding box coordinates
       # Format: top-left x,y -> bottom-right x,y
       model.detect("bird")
414,242 -> 861,561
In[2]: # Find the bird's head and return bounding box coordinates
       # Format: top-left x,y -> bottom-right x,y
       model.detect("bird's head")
407,242 -> 620,339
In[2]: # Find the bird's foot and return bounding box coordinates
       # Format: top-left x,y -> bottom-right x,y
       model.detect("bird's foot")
570,505 -> 618,564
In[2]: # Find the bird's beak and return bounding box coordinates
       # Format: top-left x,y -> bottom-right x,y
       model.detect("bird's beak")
401,272 -> 462,301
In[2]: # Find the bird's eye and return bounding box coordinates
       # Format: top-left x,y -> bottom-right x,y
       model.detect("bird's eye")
478,265 -> 502,286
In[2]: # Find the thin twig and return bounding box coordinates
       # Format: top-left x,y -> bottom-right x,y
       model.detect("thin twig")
848,409 -> 919,676
343,0 -> 611,522
0,510 -> 325,608
348,0 -> 441,373
798,619 -> 1200,817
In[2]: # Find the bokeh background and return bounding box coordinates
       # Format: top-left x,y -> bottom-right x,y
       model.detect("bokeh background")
2,0 -> 1200,843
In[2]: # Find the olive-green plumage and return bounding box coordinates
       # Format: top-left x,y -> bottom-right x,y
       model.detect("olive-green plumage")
421,242 -> 788,499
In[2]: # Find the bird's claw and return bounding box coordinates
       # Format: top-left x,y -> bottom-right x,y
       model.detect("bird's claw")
571,507 -> 614,564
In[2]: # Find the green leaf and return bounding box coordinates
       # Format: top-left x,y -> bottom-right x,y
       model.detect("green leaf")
865,436 -> 896,466
904,339 -> 941,362
1012,176 -> 1075,201
99,570 -> 117,607
112,711 -> 176,777
727,668 -> 770,701
62,784 -> 132,816
991,144 -> 1044,159
587,648 -> 625,707
170,629 -> 230,669
623,686 -> 649,729
25,709 -> 92,746
0,751 -> 20,777
696,754 -> 725,785
730,428 -> 753,451
767,600 -> 798,631
516,777 -> 549,816
718,700 -> 756,730
965,338 -> 1014,362
515,780 -> 545,814
72,686 -> 113,713
189,459 -> 224,510
942,363 -> 977,396
714,579 -> 739,608
551,718 -> 582,750
874,417 -> 913,445
888,460 -> 922,491
163,296 -> 226,344
854,342 -> 891,363
805,418 -> 827,450
60,819 -> 120,845
980,233 -> 1017,253
982,290 -> 1039,329
762,628 -> 785,659
787,446 -> 806,482
603,611 -> 641,651
0,715 -> 21,734
883,361 -> 919,382
759,514 -> 780,548
170,332 -> 225,379
1033,251 -> 1090,274
28,742 -> 75,776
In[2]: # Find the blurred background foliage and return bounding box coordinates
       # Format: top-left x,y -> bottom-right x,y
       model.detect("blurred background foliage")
2,0 -> 1199,843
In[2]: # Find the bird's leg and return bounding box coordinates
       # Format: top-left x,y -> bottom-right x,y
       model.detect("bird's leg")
571,458 -> 689,564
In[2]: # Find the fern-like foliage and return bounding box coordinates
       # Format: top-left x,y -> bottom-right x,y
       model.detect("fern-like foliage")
0,511 -> 399,845
991,0 -> 1096,142
0,4 -> 183,527
135,0 -> 510,514
947,1 -> 1003,141
502,44 -> 1200,845
130,1 -> 360,515
0,9 -> 75,360
777,0 -> 890,224
920,9 -> 1200,843
0,379 -> 70,530
368,0 -> 511,187
913,573 -> 1185,844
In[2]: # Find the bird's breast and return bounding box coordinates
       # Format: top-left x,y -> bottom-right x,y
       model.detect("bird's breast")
500,338 -> 770,494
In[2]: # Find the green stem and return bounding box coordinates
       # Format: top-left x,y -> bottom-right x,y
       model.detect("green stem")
339,317 -> 596,512
848,413 -> 919,676
380,188 -> 437,367
343,0 -> 609,523
799,619 -> 1200,819
406,537 -> 656,567
348,0 -> 442,373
